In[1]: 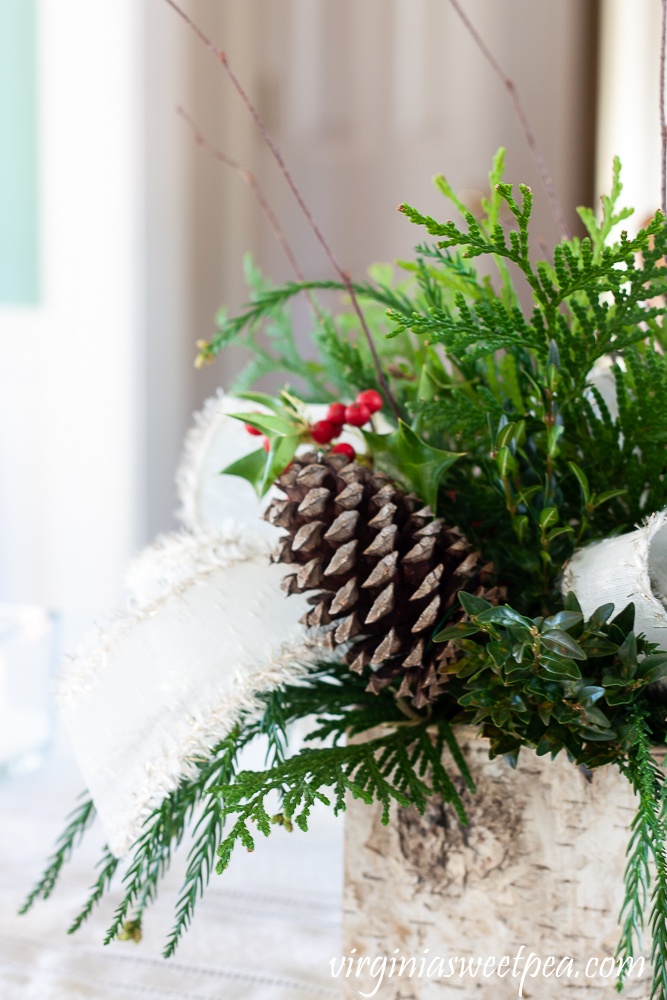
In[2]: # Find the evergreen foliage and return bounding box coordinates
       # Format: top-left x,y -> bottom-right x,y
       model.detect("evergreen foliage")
24,154 -> 667,992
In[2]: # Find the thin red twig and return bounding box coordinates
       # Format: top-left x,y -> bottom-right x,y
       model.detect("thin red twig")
661,0 -> 667,217
447,0 -> 571,243
164,0 -> 401,420
179,108 -> 302,281
178,107 -> 325,323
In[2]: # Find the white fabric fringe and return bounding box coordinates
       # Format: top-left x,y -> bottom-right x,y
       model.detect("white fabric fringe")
59,390 -> 384,856
563,509 -> 667,649
58,393 -> 319,857
60,525 -> 314,857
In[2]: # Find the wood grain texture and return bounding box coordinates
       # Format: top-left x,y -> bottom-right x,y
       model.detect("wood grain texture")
343,727 -> 652,999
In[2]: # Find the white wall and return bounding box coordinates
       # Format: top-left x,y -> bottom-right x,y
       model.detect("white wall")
0,0 -> 144,644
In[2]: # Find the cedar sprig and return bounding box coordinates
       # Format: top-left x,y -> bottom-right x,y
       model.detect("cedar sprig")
615,709 -> 667,998
67,847 -> 119,935
19,795 -> 96,914
212,718 -> 473,874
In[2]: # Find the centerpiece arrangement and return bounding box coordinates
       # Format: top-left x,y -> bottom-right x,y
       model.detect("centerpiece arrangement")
23,150 -> 667,994
20,2 -> 667,995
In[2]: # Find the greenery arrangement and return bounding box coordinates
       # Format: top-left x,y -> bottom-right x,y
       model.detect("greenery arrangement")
23,152 -> 667,995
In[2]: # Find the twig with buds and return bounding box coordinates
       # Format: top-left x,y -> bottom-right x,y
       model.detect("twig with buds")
178,107 -> 324,324
164,0 -> 401,420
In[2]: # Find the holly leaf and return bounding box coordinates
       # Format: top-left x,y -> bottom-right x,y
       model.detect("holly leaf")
220,448 -> 268,493
233,391 -> 291,416
228,412 -> 297,437
224,411 -> 302,496
362,420 -> 464,510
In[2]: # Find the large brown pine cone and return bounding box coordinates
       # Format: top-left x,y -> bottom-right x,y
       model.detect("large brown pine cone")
265,449 -> 504,709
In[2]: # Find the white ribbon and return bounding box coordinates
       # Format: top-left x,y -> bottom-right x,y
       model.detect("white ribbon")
60,393 -> 313,857
563,510 -> 667,649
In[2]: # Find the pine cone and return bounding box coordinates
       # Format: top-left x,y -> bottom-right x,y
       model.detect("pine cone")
266,450 -> 503,709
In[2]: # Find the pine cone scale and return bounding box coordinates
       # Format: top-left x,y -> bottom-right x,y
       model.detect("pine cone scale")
269,453 -> 497,707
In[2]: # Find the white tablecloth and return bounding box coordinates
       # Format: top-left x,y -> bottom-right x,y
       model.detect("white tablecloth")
0,729 -> 343,1000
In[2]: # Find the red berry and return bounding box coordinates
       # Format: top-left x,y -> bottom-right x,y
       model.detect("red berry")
344,402 -> 371,427
311,419 -> 338,444
356,389 -> 383,413
330,422 -> 343,438
262,436 -> 270,452
245,422 -> 263,436
327,402 -> 347,424
331,442 -> 356,461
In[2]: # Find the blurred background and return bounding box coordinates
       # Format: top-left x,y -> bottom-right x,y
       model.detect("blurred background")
0,1 -> 664,995
0,0 -> 662,645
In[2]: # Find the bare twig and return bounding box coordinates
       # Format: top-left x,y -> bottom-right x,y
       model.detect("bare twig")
165,0 -> 401,420
179,108 -> 326,326
179,108 -> 328,330
178,108 -> 306,281
661,0 -> 667,217
447,0 -> 571,243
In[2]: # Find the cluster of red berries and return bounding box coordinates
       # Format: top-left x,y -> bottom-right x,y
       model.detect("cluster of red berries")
244,389 -> 383,461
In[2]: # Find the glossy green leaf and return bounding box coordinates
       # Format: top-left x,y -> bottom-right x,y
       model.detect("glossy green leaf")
458,690 -> 497,708
458,591 -> 492,616
564,591 -> 582,614
575,685 -> 605,708
475,606 -> 533,628
539,507 -> 559,529
504,663 -> 532,683
611,603 -> 635,636
487,639 -> 512,670
496,446 -> 515,477
228,411 -> 297,437
537,655 -> 582,680
582,705 -> 611,728
233,391 -> 291,416
604,687 -> 635,706
433,622 -> 480,643
581,636 -> 619,658
496,422 -> 517,448
546,526 -> 574,544
541,629 -> 587,660
587,603 -> 615,630
636,652 -> 667,681
220,448 -> 269,493
536,729 -> 562,756
568,461 -> 590,503
580,727 -> 617,742
362,420 -> 463,510
516,485 -> 542,507
618,632 -> 638,677
543,611 -> 583,632
591,489 -> 627,509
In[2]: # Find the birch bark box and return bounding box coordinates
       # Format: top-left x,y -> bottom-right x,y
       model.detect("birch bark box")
343,728 -> 652,1000
342,513 -> 667,999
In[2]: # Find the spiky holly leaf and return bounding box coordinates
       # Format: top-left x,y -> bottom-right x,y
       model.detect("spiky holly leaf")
362,420 -> 463,510
224,411 -> 302,496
